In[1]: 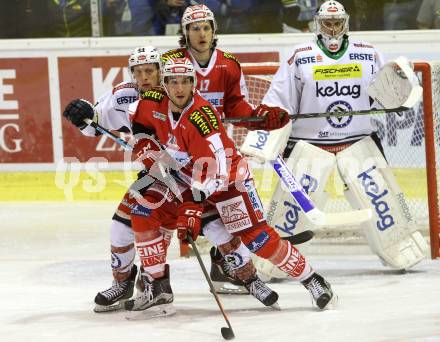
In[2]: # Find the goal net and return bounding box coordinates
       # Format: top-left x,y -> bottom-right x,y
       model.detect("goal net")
229,62 -> 440,259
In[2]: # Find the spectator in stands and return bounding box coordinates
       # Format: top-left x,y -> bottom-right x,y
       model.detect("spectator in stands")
206,0 -> 284,33
383,0 -> 420,30
129,0 -> 195,36
48,0 -> 92,37
417,0 -> 440,28
0,0 -> 50,38
102,0 -> 128,36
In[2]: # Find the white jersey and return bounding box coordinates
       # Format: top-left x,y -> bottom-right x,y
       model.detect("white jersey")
81,82 -> 139,137
263,39 -> 385,145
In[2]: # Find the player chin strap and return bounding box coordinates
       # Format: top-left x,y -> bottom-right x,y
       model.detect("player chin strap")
225,56 -> 423,124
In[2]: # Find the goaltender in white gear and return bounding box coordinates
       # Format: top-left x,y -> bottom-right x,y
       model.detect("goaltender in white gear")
242,0 -> 427,278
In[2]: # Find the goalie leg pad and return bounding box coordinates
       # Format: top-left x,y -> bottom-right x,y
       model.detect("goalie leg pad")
253,141 -> 335,280
337,136 -> 428,269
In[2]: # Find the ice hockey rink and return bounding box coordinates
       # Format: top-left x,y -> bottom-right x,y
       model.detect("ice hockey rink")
0,201 -> 439,342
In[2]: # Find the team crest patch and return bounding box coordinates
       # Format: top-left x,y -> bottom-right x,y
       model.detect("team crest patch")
326,100 -> 353,128
216,196 -> 252,233
153,111 -> 167,121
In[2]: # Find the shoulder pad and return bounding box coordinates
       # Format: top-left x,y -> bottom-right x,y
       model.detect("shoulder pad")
287,45 -> 313,65
161,48 -> 186,64
112,82 -> 137,95
222,51 -> 241,66
353,42 -> 375,49
140,87 -> 166,103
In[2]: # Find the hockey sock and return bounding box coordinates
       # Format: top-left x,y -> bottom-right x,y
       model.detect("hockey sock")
218,237 -> 254,281
134,230 -> 168,279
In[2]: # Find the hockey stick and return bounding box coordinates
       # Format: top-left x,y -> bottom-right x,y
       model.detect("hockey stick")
187,235 -> 235,340
272,155 -> 372,227
84,119 -> 133,150
282,230 -> 314,244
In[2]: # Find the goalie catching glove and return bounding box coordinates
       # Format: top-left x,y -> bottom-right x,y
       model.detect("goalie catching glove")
176,202 -> 204,243
63,99 -> 95,130
250,104 -> 290,130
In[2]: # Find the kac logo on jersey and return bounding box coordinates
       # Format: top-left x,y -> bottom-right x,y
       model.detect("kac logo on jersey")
326,100 -> 353,128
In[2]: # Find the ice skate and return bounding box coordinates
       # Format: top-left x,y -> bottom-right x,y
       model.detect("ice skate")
125,264 -> 175,320
94,265 -> 137,313
301,273 -> 337,310
244,274 -> 280,310
210,247 -> 249,294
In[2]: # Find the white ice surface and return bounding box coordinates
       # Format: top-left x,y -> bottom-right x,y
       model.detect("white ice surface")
1,202 -> 439,342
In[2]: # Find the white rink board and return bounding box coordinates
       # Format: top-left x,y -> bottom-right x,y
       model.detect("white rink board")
0,202 -> 439,342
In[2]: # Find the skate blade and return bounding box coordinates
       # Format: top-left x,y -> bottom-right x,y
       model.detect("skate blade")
318,293 -> 339,311
271,302 -> 281,311
94,301 -> 126,313
125,303 -> 176,320
212,281 -> 249,295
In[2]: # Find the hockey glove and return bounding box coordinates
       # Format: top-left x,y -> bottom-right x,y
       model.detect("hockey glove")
176,202 -> 204,243
251,104 -> 290,130
63,99 -> 95,130
133,135 -> 164,172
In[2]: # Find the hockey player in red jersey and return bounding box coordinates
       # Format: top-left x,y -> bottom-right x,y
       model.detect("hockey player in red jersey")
161,4 -> 287,130
161,4 -> 290,292
62,46 -> 163,313
124,57 -> 335,318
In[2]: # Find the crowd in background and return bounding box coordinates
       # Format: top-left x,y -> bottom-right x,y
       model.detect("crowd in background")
0,0 -> 439,39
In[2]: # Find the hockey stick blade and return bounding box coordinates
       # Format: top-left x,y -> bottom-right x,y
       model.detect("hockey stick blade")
221,327 -> 235,340
282,230 -> 314,245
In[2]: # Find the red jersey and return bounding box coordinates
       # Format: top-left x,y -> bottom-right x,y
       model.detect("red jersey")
129,87 -> 250,198
161,48 -> 253,120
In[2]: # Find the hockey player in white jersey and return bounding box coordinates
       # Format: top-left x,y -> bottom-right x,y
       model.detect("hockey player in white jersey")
63,46 -> 162,312
246,0 -> 428,279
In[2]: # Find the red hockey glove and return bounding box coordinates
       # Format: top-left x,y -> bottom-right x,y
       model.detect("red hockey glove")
251,104 -> 290,130
133,135 -> 163,171
176,202 -> 204,243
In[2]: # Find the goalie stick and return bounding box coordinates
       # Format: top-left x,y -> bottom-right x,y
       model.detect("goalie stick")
272,155 -> 372,227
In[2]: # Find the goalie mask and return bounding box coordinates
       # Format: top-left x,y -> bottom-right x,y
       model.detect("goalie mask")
128,46 -> 161,75
314,0 -> 349,53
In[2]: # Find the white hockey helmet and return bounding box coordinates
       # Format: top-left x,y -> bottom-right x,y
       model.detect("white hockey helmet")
161,57 -> 197,88
128,46 -> 161,71
314,0 -> 349,52
181,4 -> 217,36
